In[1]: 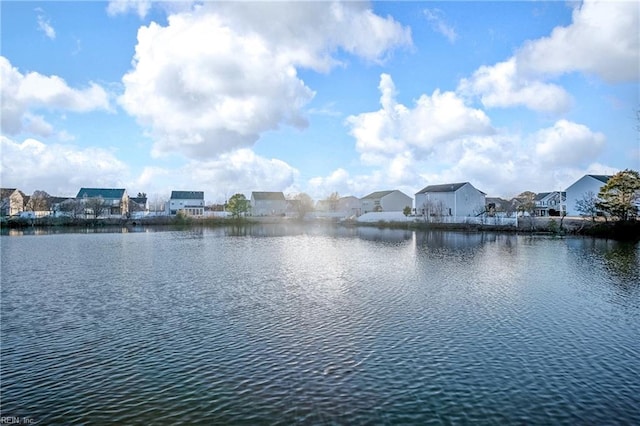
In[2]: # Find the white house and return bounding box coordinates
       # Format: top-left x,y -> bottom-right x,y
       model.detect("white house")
338,196 -> 362,217
0,188 -> 27,217
565,175 -> 611,216
167,191 -> 204,216
251,192 -> 287,216
415,182 -> 486,218
534,191 -> 566,217
360,190 -> 412,214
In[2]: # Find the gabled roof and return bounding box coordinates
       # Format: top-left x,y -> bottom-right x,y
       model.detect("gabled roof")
416,182 -> 467,194
130,197 -> 147,204
252,191 -> 285,201
76,188 -> 126,199
534,192 -> 551,201
361,190 -> 394,200
170,191 -> 204,200
587,175 -> 611,184
1,188 -> 18,199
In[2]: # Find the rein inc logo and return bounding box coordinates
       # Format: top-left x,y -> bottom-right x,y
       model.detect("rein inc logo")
0,417 -> 36,425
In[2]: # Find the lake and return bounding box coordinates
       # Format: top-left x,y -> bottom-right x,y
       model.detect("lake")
1,224 -> 639,424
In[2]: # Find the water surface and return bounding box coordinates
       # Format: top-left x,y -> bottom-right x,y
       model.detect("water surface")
1,225 -> 639,424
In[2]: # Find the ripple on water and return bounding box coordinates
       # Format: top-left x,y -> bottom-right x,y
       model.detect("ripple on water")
1,230 -> 639,424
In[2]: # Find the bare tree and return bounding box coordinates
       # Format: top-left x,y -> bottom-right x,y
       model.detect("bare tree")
84,196 -> 108,219
57,199 -> 85,220
575,191 -> 600,222
26,190 -> 51,213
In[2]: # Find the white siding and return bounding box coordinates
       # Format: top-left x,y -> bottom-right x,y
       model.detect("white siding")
380,191 -> 413,212
565,176 -> 606,216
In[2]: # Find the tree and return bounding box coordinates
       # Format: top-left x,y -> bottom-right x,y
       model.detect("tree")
575,191 -> 600,222
596,169 -> 640,221
516,191 -> 536,216
57,199 -> 85,220
84,196 -> 108,219
293,193 -> 314,220
403,206 -> 412,217
26,190 -> 51,212
326,192 -> 340,211
226,193 -> 249,219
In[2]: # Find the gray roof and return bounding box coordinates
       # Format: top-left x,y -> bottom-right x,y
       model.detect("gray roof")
588,175 -> 611,183
130,197 -> 147,204
170,191 -> 204,200
252,191 -> 285,201
416,183 -> 467,194
77,188 -> 126,199
361,190 -> 394,200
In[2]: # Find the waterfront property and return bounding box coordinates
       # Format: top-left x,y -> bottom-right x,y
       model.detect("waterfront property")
415,182 -> 486,218
360,190 -> 412,214
534,191 -> 566,217
167,191 -> 205,216
251,191 -> 287,216
77,188 -> 129,218
565,175 -> 611,216
0,188 -> 28,217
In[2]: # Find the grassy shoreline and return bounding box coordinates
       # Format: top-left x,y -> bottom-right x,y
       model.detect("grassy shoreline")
2,215 -> 639,242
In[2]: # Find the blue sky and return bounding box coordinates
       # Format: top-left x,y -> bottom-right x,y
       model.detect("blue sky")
1,1 -> 638,204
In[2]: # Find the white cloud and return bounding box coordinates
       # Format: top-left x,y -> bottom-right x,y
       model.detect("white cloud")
129,149 -> 300,203
36,12 -> 56,39
517,0 -> 639,83
423,8 -> 457,43
347,73 -> 493,165
0,56 -> 111,136
533,119 -> 606,166
457,58 -> 573,114
106,0 -> 152,19
0,136 -> 129,196
120,2 -> 411,160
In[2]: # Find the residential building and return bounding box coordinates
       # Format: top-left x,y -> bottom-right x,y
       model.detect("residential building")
534,191 -> 566,217
337,196 -> 361,217
0,188 -> 27,217
251,192 -> 287,216
415,182 -> 486,218
485,197 -> 511,216
168,191 -> 205,216
565,175 -> 611,216
77,188 -> 129,217
360,190 -> 412,214
129,196 -> 149,218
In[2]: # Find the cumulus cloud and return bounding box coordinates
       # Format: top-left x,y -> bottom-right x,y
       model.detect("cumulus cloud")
0,56 -> 111,136
533,119 -> 606,166
347,73 -> 493,165
517,0 -> 639,83
0,136 -> 129,195
130,149 -> 300,202
458,1 -> 638,115
457,58 -> 572,114
120,2 -> 411,160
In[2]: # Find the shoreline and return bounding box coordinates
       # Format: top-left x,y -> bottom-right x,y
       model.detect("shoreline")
2,215 -> 639,242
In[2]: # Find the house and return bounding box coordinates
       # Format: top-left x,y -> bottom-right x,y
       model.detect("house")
415,182 -> 486,218
338,196 -> 362,217
534,191 -> 566,217
251,192 -> 287,216
565,175 -> 611,216
485,197 -> 512,216
0,188 -> 27,216
129,196 -> 149,218
360,190 -> 412,214
167,191 -> 204,216
76,188 -> 129,217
